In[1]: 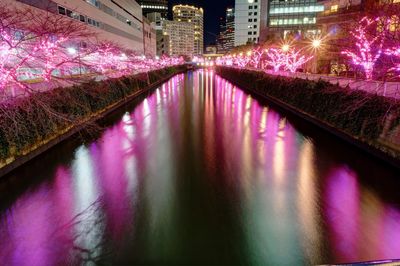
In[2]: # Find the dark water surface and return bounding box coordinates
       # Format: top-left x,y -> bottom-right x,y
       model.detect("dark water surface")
0,70 -> 399,265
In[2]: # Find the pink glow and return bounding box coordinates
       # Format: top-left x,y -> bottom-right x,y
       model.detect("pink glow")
386,48 -> 400,75
251,46 -> 265,68
265,48 -> 287,72
0,12 -> 183,95
216,46 -> 312,74
341,17 -> 386,80
284,49 -> 313,73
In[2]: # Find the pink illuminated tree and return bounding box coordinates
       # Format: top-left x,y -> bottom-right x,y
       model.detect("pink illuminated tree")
385,47 -> 400,75
251,46 -> 265,68
265,48 -> 287,72
234,53 -> 252,67
284,49 -> 313,73
341,17 -> 387,80
0,5 -> 94,93
0,4 -> 183,96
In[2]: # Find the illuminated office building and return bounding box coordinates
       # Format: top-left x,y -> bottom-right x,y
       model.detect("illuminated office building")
234,0 -> 261,46
261,0 -> 325,40
173,5 -> 204,55
136,0 -> 168,19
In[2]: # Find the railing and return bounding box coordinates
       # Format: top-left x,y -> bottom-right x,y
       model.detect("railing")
236,67 -> 400,99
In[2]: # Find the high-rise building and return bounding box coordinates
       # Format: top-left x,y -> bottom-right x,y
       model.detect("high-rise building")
234,0 -> 261,46
162,20 -> 194,57
136,0 -> 168,19
259,0 -> 325,41
143,17 -> 157,57
217,7 -> 235,53
217,17 -> 227,53
225,7 -> 235,51
173,5 -> 204,55
5,0 -> 146,53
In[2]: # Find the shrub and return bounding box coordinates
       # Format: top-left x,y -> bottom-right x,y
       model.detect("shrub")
216,66 -> 400,158
0,65 -> 186,164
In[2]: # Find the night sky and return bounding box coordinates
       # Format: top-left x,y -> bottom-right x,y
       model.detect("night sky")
168,0 -> 235,45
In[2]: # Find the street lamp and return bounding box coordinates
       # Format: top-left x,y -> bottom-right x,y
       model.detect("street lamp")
67,47 -> 77,55
281,44 -> 290,52
312,39 -> 322,49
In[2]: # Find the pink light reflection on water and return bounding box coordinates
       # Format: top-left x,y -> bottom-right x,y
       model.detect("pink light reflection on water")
324,166 -> 400,263
0,71 -> 399,265
324,167 -> 361,262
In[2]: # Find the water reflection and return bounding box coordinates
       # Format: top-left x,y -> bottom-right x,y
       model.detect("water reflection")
0,70 -> 399,265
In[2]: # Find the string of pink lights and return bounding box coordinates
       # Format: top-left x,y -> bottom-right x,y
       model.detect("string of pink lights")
215,16 -> 400,80
0,7 -> 184,96
215,45 -> 313,74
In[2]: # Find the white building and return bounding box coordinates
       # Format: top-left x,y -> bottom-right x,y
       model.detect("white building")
4,0 -> 148,54
162,20 -> 194,57
234,0 -> 261,47
173,5 -> 204,55
143,17 -> 157,57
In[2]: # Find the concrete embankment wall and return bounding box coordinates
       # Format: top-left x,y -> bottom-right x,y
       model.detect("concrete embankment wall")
216,66 -> 400,167
0,66 -> 188,177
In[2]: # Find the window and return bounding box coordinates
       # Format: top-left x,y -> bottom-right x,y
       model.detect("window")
248,31 -> 252,35
80,15 -> 86,22
330,5 -> 338,12
58,6 -> 66,15
248,18 -> 253,22
86,0 -> 100,8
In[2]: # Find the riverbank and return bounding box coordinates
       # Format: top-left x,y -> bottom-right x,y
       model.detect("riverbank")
0,65 -> 187,176
215,66 -> 400,167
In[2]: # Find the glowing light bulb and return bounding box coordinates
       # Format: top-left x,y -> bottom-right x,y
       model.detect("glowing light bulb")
67,47 -> 77,55
312,39 -> 321,49
281,44 -> 290,52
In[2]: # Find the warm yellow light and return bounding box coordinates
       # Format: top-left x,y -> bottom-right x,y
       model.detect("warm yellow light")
312,39 -> 322,48
246,51 -> 252,56
281,44 -> 290,52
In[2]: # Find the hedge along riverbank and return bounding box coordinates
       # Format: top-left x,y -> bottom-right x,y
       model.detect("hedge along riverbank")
0,65 -> 187,176
216,66 -> 400,165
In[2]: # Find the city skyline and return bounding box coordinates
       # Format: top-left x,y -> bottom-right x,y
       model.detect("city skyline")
0,1 -> 400,265
168,0 -> 234,45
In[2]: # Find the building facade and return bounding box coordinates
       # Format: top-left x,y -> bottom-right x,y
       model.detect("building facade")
316,0 -> 379,74
217,17 -> 227,53
205,45 -> 218,54
136,0 -> 168,19
260,0 -> 324,41
234,0 -> 261,46
217,7 -> 235,53
8,0 -> 145,53
172,5 -> 204,55
225,7 -> 235,51
162,20 -> 194,57
143,17 -> 157,57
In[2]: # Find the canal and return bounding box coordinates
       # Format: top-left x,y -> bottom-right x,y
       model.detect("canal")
0,70 -> 399,265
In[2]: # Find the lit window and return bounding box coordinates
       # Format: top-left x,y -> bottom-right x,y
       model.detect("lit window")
330,5 -> 338,12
